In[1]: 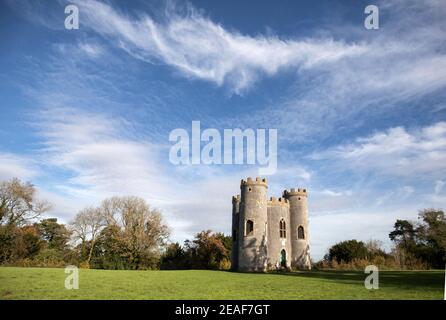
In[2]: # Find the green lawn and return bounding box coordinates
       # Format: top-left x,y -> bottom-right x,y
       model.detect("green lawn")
0,267 -> 444,300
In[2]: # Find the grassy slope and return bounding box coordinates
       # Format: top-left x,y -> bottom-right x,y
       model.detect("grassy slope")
0,267 -> 444,300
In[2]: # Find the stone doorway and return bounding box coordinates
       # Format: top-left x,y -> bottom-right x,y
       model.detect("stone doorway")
280,249 -> 286,268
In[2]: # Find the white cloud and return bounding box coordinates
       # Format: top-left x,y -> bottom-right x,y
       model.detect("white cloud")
34,107 -> 170,198
231,0 -> 446,142
0,153 -> 38,181
79,42 -> 103,58
72,0 -> 367,94
5,0 -> 446,260
29,107 -> 262,243
311,122 -> 446,178
320,189 -> 352,197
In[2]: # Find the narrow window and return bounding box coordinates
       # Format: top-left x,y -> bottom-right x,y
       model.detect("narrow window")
246,220 -> 254,236
298,226 -> 305,239
233,229 -> 237,241
279,219 -> 286,238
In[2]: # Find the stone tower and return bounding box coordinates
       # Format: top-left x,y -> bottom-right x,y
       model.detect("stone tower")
231,195 -> 240,271
266,197 -> 292,269
237,177 -> 268,272
231,177 -> 311,272
283,188 -> 311,270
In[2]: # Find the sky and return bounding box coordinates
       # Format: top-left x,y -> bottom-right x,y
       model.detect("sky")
0,0 -> 445,260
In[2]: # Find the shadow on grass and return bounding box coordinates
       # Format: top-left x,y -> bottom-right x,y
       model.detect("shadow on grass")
260,270 -> 445,289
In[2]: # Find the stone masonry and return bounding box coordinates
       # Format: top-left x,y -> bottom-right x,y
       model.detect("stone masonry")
231,177 -> 311,272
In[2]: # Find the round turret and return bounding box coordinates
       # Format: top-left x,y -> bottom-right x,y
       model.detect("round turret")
283,188 -> 311,270
237,177 -> 268,272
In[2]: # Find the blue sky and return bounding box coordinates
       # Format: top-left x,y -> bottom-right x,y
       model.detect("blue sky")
1,0 -> 445,260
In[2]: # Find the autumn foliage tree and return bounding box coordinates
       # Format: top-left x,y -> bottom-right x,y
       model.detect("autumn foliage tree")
0,178 -> 51,227
160,231 -> 232,270
0,178 -> 52,264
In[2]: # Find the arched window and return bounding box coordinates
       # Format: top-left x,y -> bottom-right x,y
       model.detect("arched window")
246,220 -> 254,236
279,219 -> 286,238
298,226 -> 305,239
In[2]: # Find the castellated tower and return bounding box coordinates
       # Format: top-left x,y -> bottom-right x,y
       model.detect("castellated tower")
231,177 -> 311,272
237,177 -> 268,272
283,188 -> 312,270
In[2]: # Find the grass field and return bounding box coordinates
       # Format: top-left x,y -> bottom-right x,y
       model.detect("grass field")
0,267 -> 444,300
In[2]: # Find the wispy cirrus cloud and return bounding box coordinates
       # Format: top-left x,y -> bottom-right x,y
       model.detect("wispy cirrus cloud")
235,0 -> 446,143
70,0 -> 367,94
78,42 -> 103,58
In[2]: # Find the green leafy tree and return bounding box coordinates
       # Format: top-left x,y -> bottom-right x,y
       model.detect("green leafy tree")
328,240 -> 368,263
389,209 -> 446,268
389,220 -> 417,251
160,242 -> 187,270
416,209 -> 446,268
91,225 -> 127,269
35,218 -> 71,252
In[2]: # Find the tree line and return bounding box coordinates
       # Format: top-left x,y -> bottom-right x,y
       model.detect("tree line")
1,177 -> 444,270
317,209 -> 446,270
0,178 -> 231,270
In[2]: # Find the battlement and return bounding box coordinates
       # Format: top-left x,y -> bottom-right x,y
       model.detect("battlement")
282,188 -> 308,198
240,177 -> 268,187
267,196 -> 289,207
232,195 -> 241,203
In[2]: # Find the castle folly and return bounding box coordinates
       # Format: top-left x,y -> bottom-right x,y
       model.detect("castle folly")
231,177 -> 311,272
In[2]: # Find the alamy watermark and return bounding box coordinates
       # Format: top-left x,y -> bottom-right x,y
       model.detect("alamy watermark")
364,5 -> 379,30
64,4 -> 79,30
364,265 -> 379,290
169,121 -> 277,175
64,265 -> 79,290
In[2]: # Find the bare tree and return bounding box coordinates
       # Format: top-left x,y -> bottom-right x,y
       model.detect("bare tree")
0,178 -> 51,226
69,206 -> 106,266
70,196 -> 169,269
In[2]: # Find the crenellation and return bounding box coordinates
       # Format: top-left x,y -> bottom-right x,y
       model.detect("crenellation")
267,197 -> 289,207
283,188 -> 308,198
241,177 -> 268,187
